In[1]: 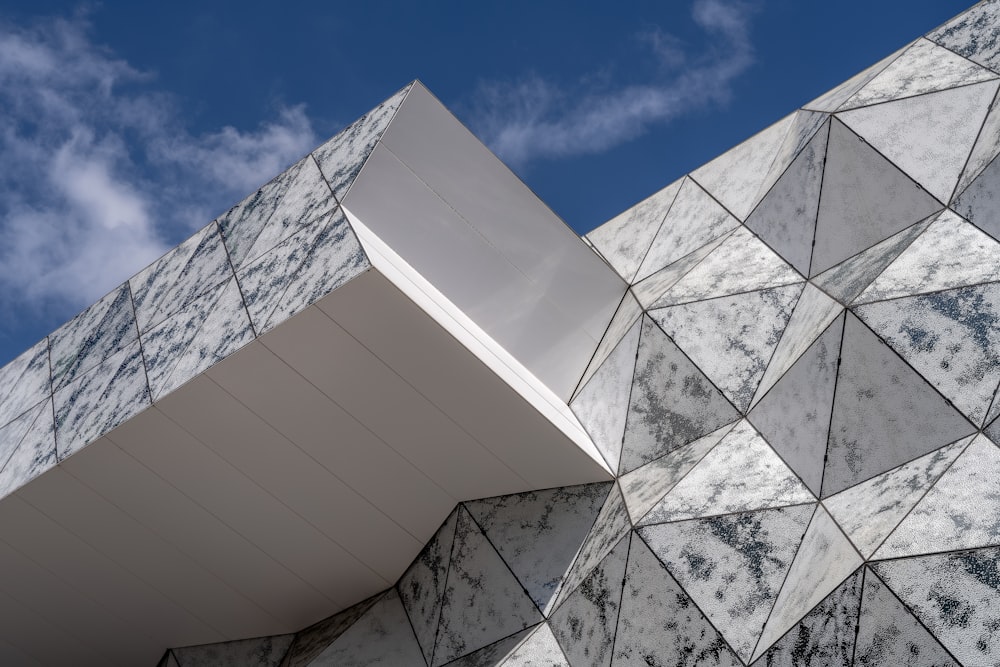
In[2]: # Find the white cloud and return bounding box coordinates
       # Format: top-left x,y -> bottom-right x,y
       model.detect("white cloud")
0,14 -> 318,322
467,0 -> 757,169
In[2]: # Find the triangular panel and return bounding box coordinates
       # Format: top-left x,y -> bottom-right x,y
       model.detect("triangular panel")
549,485 -> 630,613
875,434 -> 1000,559
570,319 -> 641,473
752,507 -> 862,661
549,534 -> 629,667
639,504 -> 815,663
856,283 -> 1000,425
838,80 -> 998,202
614,535 -> 741,667
873,549 -> 1000,666
854,568 -> 958,667
745,120 -> 829,276
810,215 -> 936,304
751,283 -> 842,408
750,569 -> 862,667
749,313 -> 844,496
630,229 -> 736,308
856,209 -> 1000,303
955,86 -> 1000,196
824,437 -> 971,558
692,113 -> 797,222
928,2 -> 1000,74
804,43 -> 910,112
398,508 -> 459,665
635,178 -> 739,281
308,590 -> 425,667
574,291 -> 642,398
172,635 -> 293,667
433,508 -> 543,666
464,483 -> 611,613
441,626 -> 536,667
839,38 -> 997,111
619,317 -> 739,474
821,313 -> 975,497
640,420 -> 814,525
810,119 -> 942,276
586,179 -> 683,283
651,227 -> 801,307
650,283 -> 804,413
497,624 -> 568,666
618,421 -> 738,524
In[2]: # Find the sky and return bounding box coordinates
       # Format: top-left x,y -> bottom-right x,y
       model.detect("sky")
0,0 -> 975,364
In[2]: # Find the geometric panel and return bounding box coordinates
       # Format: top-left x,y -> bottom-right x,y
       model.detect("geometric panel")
586,178 -> 683,283
312,84 -> 409,201
750,569 -> 862,667
650,283 -> 804,413
549,485 -> 630,614
280,593 -> 385,667
618,421 -> 738,525
307,589 -> 425,666
0,339 -> 51,432
619,317 -> 739,474
873,548 -> 1000,666
464,483 -> 612,613
855,283 -> 1000,426
549,534 -> 629,667
928,1 -> 1000,75
571,319 -> 641,473
639,420 -> 813,525
631,229 -> 736,309
874,434 -> 1000,559
749,312 -> 843,497
837,38 -> 997,111
750,282 -> 842,409
649,227 -> 801,307
752,506 -> 861,662
440,626 -> 536,667
821,313 -> 975,497
691,113 -> 799,222
957,86 -> 1000,198
433,508 -> 543,666
639,503 -> 814,663
809,119 -> 942,277
854,568 -> 959,667
855,209 -> 1000,304
496,624 -> 568,666
838,80 -> 998,203
744,120 -> 829,278
615,534 -> 741,666
824,436 -> 972,559
171,635 -> 293,667
804,42 -> 910,113
953,147 -> 1000,243
634,178 -> 739,282
810,215 -> 935,305
398,508 -> 460,665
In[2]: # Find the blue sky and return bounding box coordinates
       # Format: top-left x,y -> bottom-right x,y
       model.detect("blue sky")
0,0 -> 973,364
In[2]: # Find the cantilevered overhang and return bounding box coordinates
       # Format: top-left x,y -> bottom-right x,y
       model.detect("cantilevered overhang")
0,82 -> 625,665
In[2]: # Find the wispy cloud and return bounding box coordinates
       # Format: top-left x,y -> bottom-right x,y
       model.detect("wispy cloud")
467,0 -> 757,169
0,13 -> 318,323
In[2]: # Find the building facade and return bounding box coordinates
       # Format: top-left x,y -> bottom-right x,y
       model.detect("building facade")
1,2 -> 1000,666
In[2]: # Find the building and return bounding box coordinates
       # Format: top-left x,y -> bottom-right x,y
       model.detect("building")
0,2 -> 999,666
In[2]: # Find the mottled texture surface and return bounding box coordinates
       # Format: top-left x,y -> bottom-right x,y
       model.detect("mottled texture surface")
651,283 -> 803,412
822,313 -> 975,497
810,119 -> 941,276
640,504 -> 814,662
640,420 -> 813,524
619,317 -> 739,474
824,437 -> 971,558
465,484 -> 611,613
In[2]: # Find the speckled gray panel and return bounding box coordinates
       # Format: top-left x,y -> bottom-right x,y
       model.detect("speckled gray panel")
744,120 -> 828,276
432,508 -> 543,666
615,535 -> 741,666
822,313 -> 975,497
854,569 -> 958,667
751,569 -> 862,667
810,119 -> 941,276
749,314 -> 843,496
549,534 -> 629,667
171,634 -> 293,667
619,317 -> 739,474
464,483 -> 611,613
